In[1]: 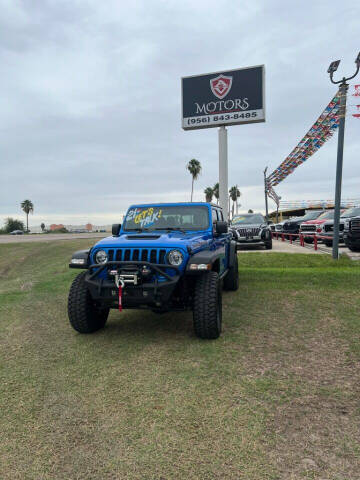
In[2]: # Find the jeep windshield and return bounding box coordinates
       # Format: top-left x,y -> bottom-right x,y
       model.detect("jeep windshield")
231,214 -> 265,225
123,205 -> 209,231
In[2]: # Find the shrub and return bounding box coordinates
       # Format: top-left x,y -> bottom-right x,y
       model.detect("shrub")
3,218 -> 25,233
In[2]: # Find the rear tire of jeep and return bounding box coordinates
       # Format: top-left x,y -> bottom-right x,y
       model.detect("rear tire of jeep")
348,244 -> 360,252
265,240 -> 272,250
193,272 -> 222,339
68,272 -> 109,333
324,241 -> 332,247
223,254 -> 239,291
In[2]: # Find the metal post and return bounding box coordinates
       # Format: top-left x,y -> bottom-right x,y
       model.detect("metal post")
332,82 -> 348,259
328,52 -> 360,258
264,167 -> 269,221
219,126 -> 228,221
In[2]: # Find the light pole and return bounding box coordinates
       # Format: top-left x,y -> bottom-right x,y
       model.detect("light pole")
328,52 -> 360,259
263,167 -> 269,221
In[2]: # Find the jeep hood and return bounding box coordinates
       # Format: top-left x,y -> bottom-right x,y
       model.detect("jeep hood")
93,231 -> 212,252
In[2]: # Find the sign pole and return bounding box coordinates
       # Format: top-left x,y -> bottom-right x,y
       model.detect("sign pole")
219,125 -> 228,221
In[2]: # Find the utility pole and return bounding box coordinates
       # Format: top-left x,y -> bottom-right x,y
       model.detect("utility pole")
328,52 -> 360,259
264,167 -> 269,221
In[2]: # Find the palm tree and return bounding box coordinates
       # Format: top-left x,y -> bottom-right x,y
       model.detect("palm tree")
186,159 -> 202,202
213,183 -> 219,204
21,199 -> 34,233
204,187 -> 214,203
229,186 -> 241,219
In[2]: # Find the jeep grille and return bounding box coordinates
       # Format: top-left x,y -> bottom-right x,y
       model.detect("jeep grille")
107,248 -> 167,264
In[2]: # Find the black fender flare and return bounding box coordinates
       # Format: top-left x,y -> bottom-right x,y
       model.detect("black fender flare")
69,249 -> 90,269
185,249 -> 221,274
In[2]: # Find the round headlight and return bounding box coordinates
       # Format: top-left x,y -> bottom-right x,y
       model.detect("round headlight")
95,250 -> 108,264
167,250 -> 183,266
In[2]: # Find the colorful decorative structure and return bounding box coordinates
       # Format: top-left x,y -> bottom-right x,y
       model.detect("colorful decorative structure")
266,92 -> 341,188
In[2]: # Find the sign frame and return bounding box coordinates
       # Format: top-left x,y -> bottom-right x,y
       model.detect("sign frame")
181,65 -> 265,130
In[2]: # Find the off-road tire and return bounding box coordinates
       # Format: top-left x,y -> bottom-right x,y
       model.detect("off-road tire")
324,240 -> 332,247
304,238 -> 314,244
265,239 -> 273,250
68,272 -> 109,333
193,271 -> 222,339
223,254 -> 239,291
348,244 -> 360,252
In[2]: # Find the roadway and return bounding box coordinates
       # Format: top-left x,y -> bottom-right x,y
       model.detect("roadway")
0,233 -> 107,244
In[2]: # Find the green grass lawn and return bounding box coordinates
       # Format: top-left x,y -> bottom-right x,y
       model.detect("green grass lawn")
1,241 -> 359,479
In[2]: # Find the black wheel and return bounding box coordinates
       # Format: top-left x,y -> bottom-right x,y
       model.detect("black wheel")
265,240 -> 273,250
68,272 -> 109,333
193,271 -> 222,339
324,241 -> 332,247
348,244 -> 360,252
304,238 -> 314,244
223,254 -> 239,291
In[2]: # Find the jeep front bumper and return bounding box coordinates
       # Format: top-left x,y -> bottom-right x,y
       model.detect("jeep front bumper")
85,261 -> 180,309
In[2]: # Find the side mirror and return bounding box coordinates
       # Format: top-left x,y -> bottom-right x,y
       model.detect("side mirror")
112,223 -> 121,236
215,221 -> 228,234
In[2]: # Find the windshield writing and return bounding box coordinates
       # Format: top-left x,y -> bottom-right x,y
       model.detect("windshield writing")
124,206 -> 209,231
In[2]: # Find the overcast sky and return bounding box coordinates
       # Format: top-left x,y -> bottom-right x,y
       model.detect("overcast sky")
1,0 -> 359,227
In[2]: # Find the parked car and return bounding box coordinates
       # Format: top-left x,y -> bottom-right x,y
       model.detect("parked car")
230,213 -> 272,249
344,215 -> 360,252
67,202 -> 238,339
282,211 -> 323,239
300,209 -> 345,243
274,221 -> 285,233
10,230 -> 24,235
320,206 -> 360,247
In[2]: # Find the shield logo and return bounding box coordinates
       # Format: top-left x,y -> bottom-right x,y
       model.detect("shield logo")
210,75 -> 233,99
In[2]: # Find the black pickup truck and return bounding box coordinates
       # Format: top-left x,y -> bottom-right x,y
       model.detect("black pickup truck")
344,215 -> 360,252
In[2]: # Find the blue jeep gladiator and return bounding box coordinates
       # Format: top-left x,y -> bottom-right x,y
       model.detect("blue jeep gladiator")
68,202 -> 239,339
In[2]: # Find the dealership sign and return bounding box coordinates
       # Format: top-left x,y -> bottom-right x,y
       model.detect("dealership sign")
181,65 -> 265,130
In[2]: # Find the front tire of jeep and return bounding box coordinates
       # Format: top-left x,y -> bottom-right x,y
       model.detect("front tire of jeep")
223,254 -> 239,291
193,271 -> 222,339
68,272 -> 109,333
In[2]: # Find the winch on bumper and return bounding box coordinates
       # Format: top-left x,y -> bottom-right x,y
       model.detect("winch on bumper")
85,260 -> 180,308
